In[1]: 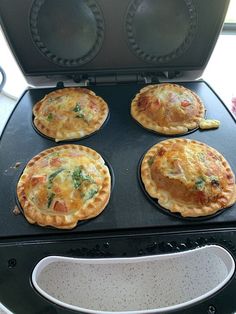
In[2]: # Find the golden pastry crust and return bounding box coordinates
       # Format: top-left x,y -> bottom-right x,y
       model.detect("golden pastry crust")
141,139 -> 236,217
131,83 -> 205,135
33,87 -> 109,141
17,145 -> 111,229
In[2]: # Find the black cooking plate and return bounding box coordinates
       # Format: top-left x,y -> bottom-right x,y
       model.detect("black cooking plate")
0,80 -> 235,239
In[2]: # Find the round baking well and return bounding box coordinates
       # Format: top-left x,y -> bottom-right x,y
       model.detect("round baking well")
125,0 -> 197,64
30,0 -> 104,66
15,153 -> 115,221
32,245 -> 235,313
137,154 -> 230,221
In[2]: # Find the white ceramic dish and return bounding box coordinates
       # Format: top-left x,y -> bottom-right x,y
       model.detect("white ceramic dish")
32,245 -> 235,313
0,303 -> 13,314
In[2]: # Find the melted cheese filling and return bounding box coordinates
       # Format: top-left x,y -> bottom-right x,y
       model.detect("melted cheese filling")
24,152 -> 104,215
150,142 -> 228,205
39,94 -> 99,137
138,87 -> 200,126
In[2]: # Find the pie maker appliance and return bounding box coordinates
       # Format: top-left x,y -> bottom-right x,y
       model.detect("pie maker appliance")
0,1 -> 236,313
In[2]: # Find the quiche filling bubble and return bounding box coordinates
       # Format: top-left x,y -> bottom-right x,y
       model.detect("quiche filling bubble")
141,139 -> 236,217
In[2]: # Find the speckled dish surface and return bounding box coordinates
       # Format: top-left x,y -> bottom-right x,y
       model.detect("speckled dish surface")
32,245 -> 234,313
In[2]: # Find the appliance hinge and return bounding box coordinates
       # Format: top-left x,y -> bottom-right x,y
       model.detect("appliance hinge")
56,81 -> 65,88
88,74 -> 149,85
163,71 -> 181,79
68,73 -> 162,86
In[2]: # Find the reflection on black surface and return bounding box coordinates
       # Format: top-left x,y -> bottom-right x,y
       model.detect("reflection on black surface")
30,0 -> 104,66
126,0 -> 197,63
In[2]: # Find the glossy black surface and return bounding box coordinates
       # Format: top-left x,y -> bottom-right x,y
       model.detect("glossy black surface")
125,0 -> 197,64
0,81 -> 235,239
29,0 -> 105,67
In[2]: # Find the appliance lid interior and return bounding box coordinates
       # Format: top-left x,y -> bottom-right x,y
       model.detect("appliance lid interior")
0,0 -> 230,85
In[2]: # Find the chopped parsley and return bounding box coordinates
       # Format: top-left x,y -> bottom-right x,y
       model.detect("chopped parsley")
76,113 -> 85,119
72,167 -> 93,189
148,156 -> 155,166
83,186 -> 98,201
47,193 -> 55,208
73,103 -> 85,118
195,178 -> 205,191
48,168 -> 64,189
73,103 -> 93,122
47,113 -> 53,121
73,103 -> 82,112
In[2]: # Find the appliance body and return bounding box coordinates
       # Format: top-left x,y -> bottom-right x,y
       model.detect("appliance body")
0,1 -> 235,313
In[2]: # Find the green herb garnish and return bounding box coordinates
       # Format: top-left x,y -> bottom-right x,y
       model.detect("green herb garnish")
195,178 -> 205,191
83,187 -> 98,201
73,103 -> 86,119
73,103 -> 81,112
197,152 -> 205,162
47,113 -> 53,121
72,167 -> 93,189
48,168 -> 64,189
47,193 -> 55,208
148,156 -> 155,166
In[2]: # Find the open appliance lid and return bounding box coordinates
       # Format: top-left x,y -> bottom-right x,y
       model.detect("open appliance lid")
0,0 -> 230,85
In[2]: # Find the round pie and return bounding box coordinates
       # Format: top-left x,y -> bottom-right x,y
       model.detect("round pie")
141,139 -> 236,217
17,145 -> 111,229
131,83 -> 206,135
33,87 -> 109,141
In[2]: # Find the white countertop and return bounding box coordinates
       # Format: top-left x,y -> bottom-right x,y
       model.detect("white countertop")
202,33 -> 236,115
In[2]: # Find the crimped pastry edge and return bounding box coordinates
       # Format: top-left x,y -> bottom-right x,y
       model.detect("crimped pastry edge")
33,87 -> 109,141
131,83 -> 205,135
17,144 -> 111,229
141,138 -> 236,217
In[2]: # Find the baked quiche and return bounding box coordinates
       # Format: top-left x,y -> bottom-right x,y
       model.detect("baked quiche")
141,139 -> 236,217
33,87 -> 109,141
17,145 -> 111,229
131,83 -> 218,135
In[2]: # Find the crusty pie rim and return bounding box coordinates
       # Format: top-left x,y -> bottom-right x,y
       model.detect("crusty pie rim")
141,138 -> 236,217
16,144 -> 111,229
33,87 -> 109,142
138,157 -> 227,221
131,83 -> 206,135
